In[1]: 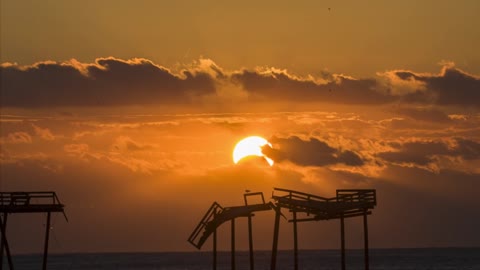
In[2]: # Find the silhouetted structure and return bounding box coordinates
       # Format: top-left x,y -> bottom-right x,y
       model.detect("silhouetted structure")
0,192 -> 67,270
188,188 -> 377,270
271,188 -> 377,270
188,192 -> 274,270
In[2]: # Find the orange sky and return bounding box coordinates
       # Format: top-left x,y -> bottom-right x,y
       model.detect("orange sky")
2,0 -> 480,76
1,0 -> 480,254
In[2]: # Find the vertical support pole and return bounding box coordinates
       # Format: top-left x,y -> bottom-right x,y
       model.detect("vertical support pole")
270,208 -> 280,270
42,212 -> 51,270
363,210 -> 369,270
213,213 -> 217,270
231,218 -> 235,270
248,215 -> 254,270
0,213 -> 14,270
340,214 -> 345,270
293,211 -> 298,270
0,213 -> 6,270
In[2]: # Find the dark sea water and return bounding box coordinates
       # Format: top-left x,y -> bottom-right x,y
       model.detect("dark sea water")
8,248 -> 480,270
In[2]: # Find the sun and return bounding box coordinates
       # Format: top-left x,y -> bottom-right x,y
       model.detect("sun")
233,136 -> 274,166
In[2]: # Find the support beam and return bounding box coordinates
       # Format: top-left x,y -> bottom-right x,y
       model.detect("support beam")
270,209 -> 281,270
363,210 -> 369,270
0,214 -> 14,270
231,218 -> 235,270
293,211 -> 298,270
42,212 -> 51,270
340,215 -> 345,270
248,215 -> 254,270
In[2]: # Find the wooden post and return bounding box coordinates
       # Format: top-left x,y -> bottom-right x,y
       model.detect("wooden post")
0,214 -> 14,270
231,218 -> 235,270
363,210 -> 369,270
340,214 -> 345,270
293,211 -> 298,270
270,209 -> 280,270
248,215 -> 254,270
213,221 -> 217,270
0,213 -> 6,270
42,212 -> 51,270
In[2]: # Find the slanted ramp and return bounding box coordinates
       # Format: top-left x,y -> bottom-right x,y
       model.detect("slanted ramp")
188,192 -> 274,270
188,202 -> 224,249
188,200 -> 274,249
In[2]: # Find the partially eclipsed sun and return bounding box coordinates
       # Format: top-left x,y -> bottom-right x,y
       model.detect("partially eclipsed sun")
233,136 -> 274,166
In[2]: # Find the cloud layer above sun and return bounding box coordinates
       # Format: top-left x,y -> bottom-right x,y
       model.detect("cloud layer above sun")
2,57 -> 479,108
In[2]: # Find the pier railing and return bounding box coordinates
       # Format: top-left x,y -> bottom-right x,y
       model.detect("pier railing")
336,189 -> 376,205
0,191 -> 63,207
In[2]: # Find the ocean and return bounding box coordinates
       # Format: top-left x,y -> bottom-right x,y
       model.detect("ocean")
6,248 -> 480,270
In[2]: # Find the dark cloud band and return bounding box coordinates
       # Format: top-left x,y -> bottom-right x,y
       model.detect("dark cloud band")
1,58 -> 479,108
262,136 -> 365,167
1,58 -> 216,107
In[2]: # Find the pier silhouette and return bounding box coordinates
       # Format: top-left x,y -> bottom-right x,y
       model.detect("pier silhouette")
188,187 -> 377,270
0,192 -> 67,270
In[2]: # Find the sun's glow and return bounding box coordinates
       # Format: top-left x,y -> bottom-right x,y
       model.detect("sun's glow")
233,136 -> 274,166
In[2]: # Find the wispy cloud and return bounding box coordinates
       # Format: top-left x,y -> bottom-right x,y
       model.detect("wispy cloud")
32,124 -> 56,140
1,132 -> 32,144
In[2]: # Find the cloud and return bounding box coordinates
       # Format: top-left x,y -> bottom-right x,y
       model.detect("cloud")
32,124 -> 56,140
262,136 -> 365,167
63,140 -> 166,174
1,57 -> 216,107
111,136 -> 154,152
377,138 -> 480,168
64,143 -> 92,160
2,58 -> 479,108
455,138 -> 480,160
394,107 -> 452,123
380,63 -> 480,107
1,132 -> 32,144
231,68 -> 394,104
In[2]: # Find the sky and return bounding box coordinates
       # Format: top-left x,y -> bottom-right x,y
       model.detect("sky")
1,0 -> 480,254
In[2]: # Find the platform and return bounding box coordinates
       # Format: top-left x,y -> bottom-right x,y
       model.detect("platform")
271,187 -> 376,270
0,191 -> 67,270
0,192 -> 65,214
272,188 -> 376,222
